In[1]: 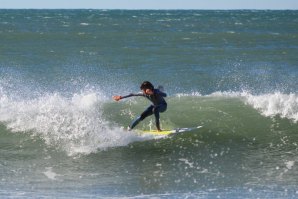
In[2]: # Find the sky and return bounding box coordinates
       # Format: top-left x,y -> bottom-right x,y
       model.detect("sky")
0,0 -> 298,10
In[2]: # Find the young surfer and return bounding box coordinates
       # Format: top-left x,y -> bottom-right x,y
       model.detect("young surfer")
113,81 -> 167,132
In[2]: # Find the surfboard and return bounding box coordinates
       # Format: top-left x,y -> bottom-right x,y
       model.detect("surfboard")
137,126 -> 202,136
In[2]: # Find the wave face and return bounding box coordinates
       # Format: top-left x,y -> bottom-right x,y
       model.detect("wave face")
2,85 -> 298,155
0,9 -> 298,198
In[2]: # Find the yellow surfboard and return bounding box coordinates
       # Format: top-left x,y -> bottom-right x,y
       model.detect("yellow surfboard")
137,126 -> 202,136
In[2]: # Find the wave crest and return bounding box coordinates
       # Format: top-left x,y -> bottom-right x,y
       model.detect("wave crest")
0,90 -> 142,155
174,91 -> 298,122
245,92 -> 298,122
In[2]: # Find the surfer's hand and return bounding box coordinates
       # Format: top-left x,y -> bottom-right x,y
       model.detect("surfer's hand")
113,95 -> 122,101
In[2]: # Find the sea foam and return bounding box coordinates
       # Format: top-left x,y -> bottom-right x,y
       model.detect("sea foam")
244,92 -> 298,122
0,89 -> 144,155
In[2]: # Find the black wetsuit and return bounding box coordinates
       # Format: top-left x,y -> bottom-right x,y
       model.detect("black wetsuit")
121,89 -> 167,130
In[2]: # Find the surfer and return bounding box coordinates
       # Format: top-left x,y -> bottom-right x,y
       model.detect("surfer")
113,81 -> 167,132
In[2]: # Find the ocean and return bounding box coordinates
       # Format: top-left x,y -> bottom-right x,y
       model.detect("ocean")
0,9 -> 298,198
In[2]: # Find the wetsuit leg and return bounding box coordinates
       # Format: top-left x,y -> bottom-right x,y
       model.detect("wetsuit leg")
129,105 -> 154,129
153,104 -> 167,130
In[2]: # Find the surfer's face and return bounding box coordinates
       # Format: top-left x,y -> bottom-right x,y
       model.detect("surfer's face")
143,89 -> 153,95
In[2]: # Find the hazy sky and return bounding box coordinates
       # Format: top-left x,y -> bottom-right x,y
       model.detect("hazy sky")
0,0 -> 298,10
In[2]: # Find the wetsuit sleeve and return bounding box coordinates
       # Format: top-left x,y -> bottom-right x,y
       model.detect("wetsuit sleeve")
121,93 -> 144,99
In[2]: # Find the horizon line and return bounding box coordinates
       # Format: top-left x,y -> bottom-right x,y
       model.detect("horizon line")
0,8 -> 297,10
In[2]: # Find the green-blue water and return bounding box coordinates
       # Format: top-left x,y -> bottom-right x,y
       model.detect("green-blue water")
1,10 -> 298,198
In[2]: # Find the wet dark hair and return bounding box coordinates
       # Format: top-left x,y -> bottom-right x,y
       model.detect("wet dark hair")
140,81 -> 154,90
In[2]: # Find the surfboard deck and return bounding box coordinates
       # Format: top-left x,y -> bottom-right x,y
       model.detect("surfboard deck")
136,126 -> 202,136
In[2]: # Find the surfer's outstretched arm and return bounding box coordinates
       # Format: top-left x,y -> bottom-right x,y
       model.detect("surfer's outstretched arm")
113,93 -> 144,101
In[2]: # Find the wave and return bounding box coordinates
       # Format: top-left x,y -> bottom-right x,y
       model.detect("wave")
1,85 -> 298,155
245,92 -> 298,122
0,89 -> 148,156
177,91 -> 298,122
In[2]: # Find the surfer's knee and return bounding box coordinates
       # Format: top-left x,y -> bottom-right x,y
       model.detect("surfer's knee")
140,113 -> 148,120
140,106 -> 154,120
